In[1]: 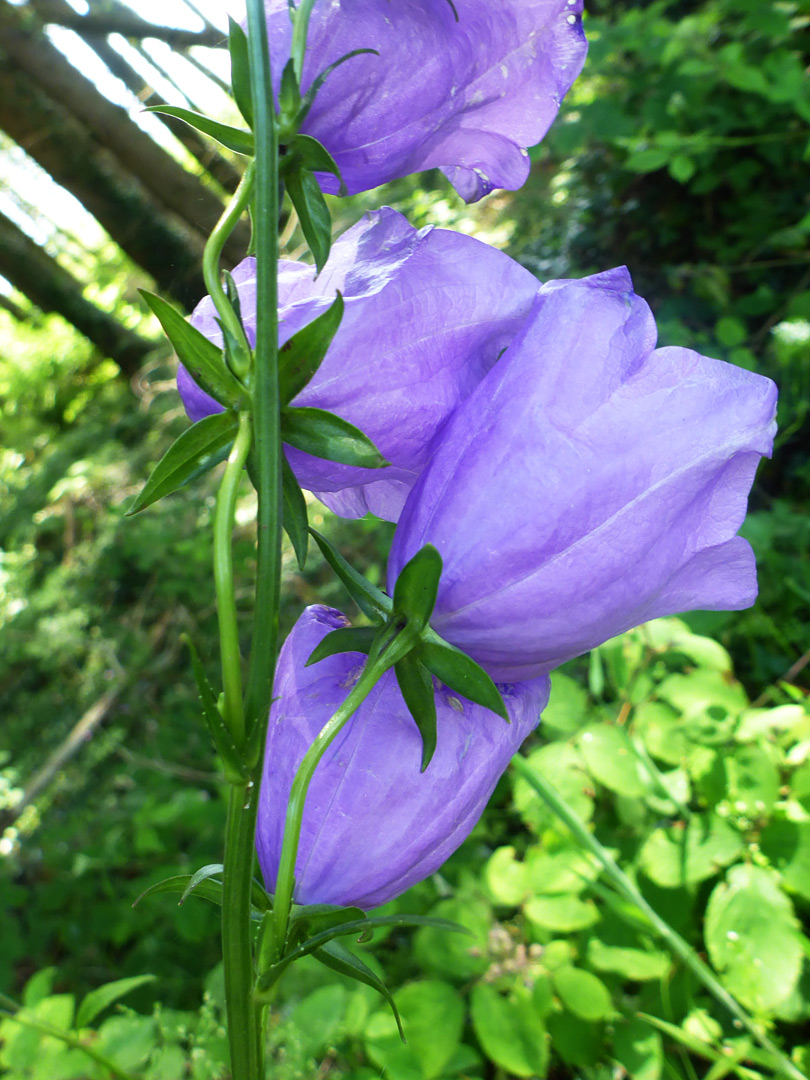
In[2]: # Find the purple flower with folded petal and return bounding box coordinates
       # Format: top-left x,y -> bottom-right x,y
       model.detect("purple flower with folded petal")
263,0 -> 587,201
255,605 -> 550,908
388,267 -> 778,683
178,207 -> 539,520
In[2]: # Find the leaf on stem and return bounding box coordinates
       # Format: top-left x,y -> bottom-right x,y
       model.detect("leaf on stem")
183,633 -> 248,781
279,291 -> 344,404
126,412 -> 238,516
285,164 -> 332,272
313,940 -> 405,1041
282,406 -> 389,468
395,652 -> 438,771
76,976 -> 157,1029
392,544 -> 442,633
309,528 -> 391,621
306,626 -> 378,666
228,18 -> 254,127
281,452 -> 309,569
145,105 -> 255,155
140,291 -> 246,410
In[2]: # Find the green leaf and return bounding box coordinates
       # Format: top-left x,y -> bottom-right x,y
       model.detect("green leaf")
704,864 -> 802,1012
282,405 -> 388,468
314,941 -> 405,1041
395,653 -> 437,772
281,451 -> 309,569
140,291 -> 245,409
612,1018 -> 663,1080
760,819 -> 810,901
285,164 -> 332,272
724,743 -> 780,818
126,412 -> 238,515
587,937 -> 670,981
578,723 -> 652,798
471,983 -> 549,1078
638,813 -> 744,888
145,105 -> 254,155
287,133 -> 343,186
306,626 -> 377,666
76,975 -> 157,1029
278,58 -> 301,132
183,633 -> 247,782
309,528 -> 391,621
134,873 -> 224,909
553,966 -> 613,1021
180,863 -> 226,905
365,980 -> 464,1077
228,17 -> 253,127
524,893 -> 600,932
419,635 -> 507,719
278,292 -> 344,404
287,903 -> 367,948
392,544 -> 442,633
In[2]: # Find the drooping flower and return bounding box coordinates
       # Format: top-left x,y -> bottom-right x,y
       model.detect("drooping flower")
178,207 -> 539,521
263,0 -> 588,201
388,267 -> 778,683
255,605 -> 550,909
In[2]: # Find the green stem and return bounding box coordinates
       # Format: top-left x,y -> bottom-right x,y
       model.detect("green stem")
244,0 -> 282,750
202,162 -> 256,379
511,755 -> 808,1080
222,779 -> 263,1080
270,653 -> 391,959
290,0 -> 318,81
213,411 -> 252,749
0,998 -> 138,1080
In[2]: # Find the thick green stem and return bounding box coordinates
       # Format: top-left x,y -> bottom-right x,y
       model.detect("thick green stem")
510,755 -> 808,1080
222,779 -> 263,1080
244,0 -> 282,749
270,654 -> 391,958
213,411 -> 252,749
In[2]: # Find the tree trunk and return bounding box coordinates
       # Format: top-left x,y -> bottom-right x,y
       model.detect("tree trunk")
0,210 -> 155,375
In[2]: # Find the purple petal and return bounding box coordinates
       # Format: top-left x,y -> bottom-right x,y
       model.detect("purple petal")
178,208 -> 539,521
263,0 -> 587,201
388,268 -> 778,682
255,606 -> 549,908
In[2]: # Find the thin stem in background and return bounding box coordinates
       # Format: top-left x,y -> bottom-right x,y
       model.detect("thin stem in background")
510,755 -> 808,1080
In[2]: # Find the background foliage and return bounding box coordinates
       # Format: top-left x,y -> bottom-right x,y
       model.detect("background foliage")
1,0 -> 809,1077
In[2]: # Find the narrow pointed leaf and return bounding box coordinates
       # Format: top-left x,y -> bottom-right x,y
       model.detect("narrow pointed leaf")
392,543 -> 442,632
395,653 -> 437,771
282,451 -> 309,569
228,17 -> 253,126
286,133 -> 344,192
278,58 -> 301,131
76,975 -> 157,1029
287,904 -> 366,950
133,874 -> 224,909
315,941 -> 405,1041
285,164 -> 331,272
278,291 -> 344,404
310,528 -> 391,621
183,633 -> 248,781
306,626 -> 378,666
140,291 -> 245,409
299,49 -> 380,129
284,914 -> 467,964
146,105 -> 254,155
282,405 -> 388,468
180,863 -> 226,904
419,635 -> 508,721
126,412 -> 238,515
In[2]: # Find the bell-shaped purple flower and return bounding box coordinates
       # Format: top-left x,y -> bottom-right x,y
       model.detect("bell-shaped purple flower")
178,208 -> 539,520
388,268 -> 778,683
264,0 -> 588,201
255,605 -> 550,909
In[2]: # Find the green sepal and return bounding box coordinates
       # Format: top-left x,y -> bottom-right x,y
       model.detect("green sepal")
314,940 -> 405,1042
282,405 -> 389,468
140,290 -> 246,409
278,58 -> 301,132
392,544 -> 442,633
125,412 -> 238,516
182,632 -> 248,781
286,133 -> 345,194
309,528 -> 391,621
145,105 -> 254,155
395,652 -> 437,772
217,316 -> 252,383
285,164 -> 332,272
222,270 -> 244,325
279,291 -> 344,404
76,975 -> 157,1029
306,626 -> 378,666
281,451 -> 309,569
228,17 -> 253,127
419,633 -> 508,721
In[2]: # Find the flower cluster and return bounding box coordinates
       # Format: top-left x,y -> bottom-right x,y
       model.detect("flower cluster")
180,1 -> 777,910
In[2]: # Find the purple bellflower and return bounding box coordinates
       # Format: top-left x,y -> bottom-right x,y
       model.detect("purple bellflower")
255,605 -> 550,909
178,207 -> 539,521
388,267 -> 778,683
264,0 -> 588,201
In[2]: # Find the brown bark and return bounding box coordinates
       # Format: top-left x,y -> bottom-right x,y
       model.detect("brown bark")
0,207 -> 154,375
0,0 -> 249,261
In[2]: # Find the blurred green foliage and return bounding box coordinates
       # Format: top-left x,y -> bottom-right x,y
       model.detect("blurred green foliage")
1,0 -> 809,1077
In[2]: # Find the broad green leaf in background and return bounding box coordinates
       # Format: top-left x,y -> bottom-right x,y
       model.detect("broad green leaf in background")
612,1017 -> 664,1080
364,980 -> 464,1080
553,965 -> 613,1021
638,813 -> 744,888
760,819 -> 810,901
76,974 -> 157,1029
470,983 -> 549,1078
578,723 -> 652,797
723,743 -> 780,818
704,864 -> 803,1013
